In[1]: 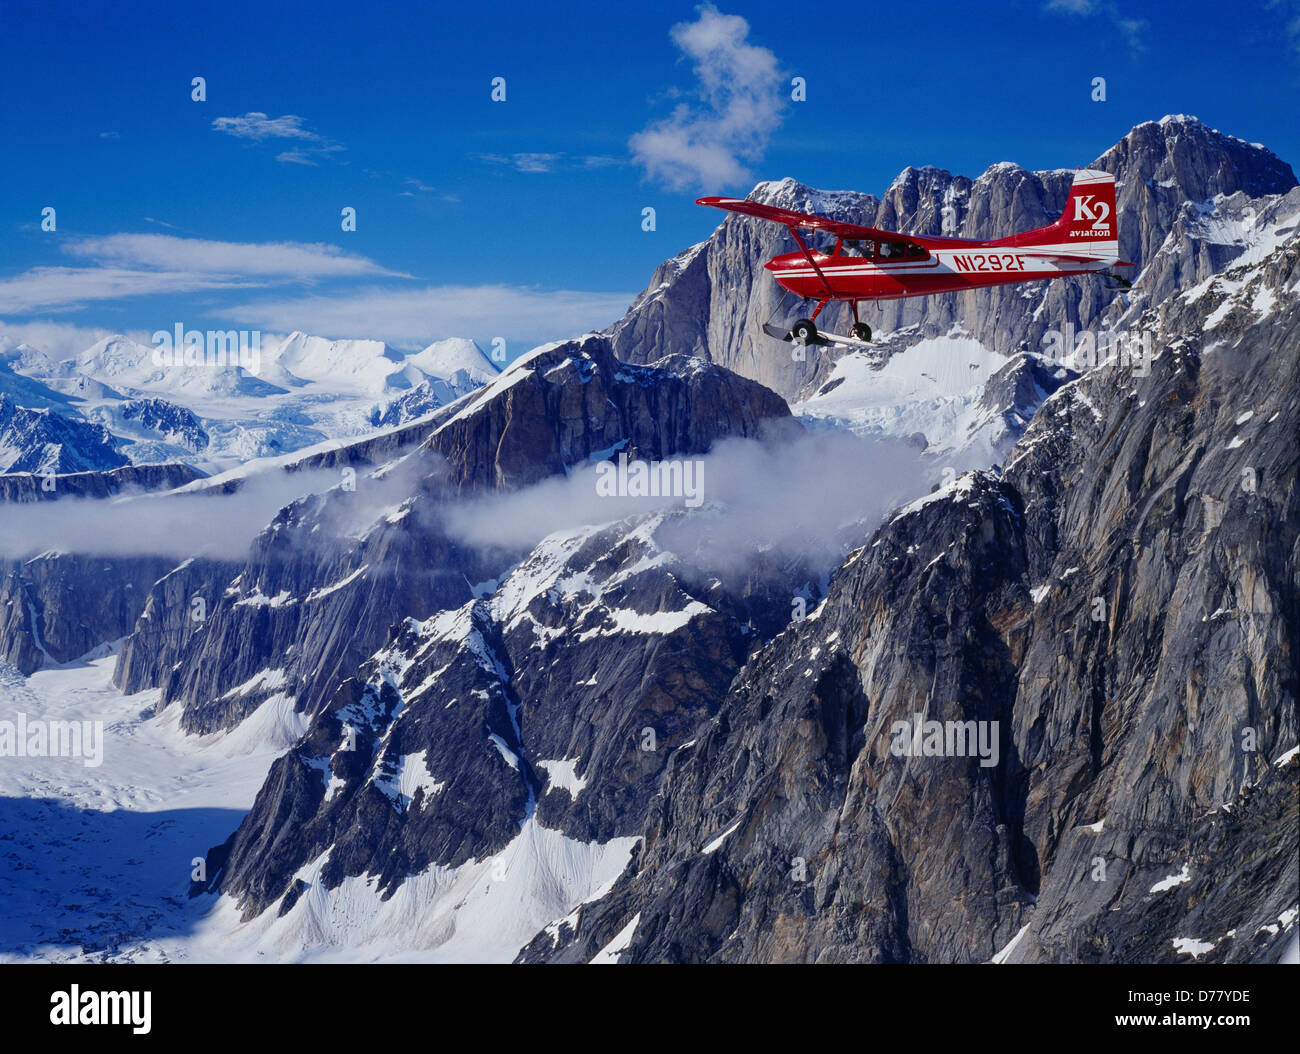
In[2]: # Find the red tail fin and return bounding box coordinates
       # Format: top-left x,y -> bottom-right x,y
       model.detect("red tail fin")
1058,169 -> 1117,243
1002,169 -> 1118,255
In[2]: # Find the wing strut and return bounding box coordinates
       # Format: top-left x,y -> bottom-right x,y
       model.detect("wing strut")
788,226 -> 835,297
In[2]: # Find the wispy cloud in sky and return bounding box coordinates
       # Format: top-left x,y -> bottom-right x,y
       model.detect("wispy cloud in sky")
1043,0 -> 1147,55
212,112 -> 322,141
212,111 -> 344,164
274,149 -> 320,166
630,4 -> 786,190
63,234 -> 405,280
476,152 -> 622,174
1267,0 -> 1300,59
0,267 -> 256,315
0,235 -> 405,314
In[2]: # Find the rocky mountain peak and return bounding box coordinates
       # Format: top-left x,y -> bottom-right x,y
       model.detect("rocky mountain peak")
606,116 -> 1298,406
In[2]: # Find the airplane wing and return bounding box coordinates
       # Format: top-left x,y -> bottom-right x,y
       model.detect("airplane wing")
696,196 -> 921,249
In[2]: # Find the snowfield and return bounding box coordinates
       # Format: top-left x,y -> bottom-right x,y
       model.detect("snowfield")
0,651 -> 636,963
793,334 -> 1024,468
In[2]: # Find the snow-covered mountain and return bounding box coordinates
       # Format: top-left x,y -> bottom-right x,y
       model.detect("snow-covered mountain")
0,393 -> 128,474
1,117 -> 1296,966
0,331 -> 503,474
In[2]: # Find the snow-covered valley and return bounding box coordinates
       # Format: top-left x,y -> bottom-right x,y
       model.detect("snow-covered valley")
0,651 -> 637,963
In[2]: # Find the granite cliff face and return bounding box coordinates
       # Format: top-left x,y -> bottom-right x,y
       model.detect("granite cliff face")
521,187 -> 1300,964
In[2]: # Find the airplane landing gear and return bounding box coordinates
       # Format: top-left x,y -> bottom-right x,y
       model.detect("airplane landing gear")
791,318 -> 818,343
852,322 -> 872,342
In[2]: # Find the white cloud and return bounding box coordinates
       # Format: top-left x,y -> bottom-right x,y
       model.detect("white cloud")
442,429 -> 932,580
630,5 -> 786,190
212,112 -> 344,163
275,149 -> 318,166
212,112 -> 323,141
0,267 -> 257,315
0,467 -> 355,561
63,234 -> 405,280
0,236 -> 406,315
222,284 -> 635,347
499,152 -> 562,173
475,152 -> 621,174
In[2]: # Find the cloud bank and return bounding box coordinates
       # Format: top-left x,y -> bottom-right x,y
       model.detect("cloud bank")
441,429 -> 933,579
0,468 -> 349,562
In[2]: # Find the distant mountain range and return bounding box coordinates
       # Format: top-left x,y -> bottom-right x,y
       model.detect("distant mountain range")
0,332 -> 503,475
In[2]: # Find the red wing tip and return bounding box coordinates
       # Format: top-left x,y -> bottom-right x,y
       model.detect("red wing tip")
1115,260 -> 1136,267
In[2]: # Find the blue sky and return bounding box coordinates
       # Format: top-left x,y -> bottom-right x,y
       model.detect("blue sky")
1,0 -> 1296,357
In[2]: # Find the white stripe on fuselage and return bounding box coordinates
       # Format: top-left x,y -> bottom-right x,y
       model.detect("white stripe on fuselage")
780,243 -> 1117,279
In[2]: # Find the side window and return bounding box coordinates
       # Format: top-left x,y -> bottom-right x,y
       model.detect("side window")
905,243 -> 929,259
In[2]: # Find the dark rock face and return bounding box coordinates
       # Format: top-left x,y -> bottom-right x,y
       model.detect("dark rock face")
523,475 -> 1037,964
608,116 -> 1298,402
520,196 -> 1299,964
0,463 -> 204,673
422,339 -> 793,490
0,462 -> 202,502
0,394 -> 128,474
0,554 -> 178,673
973,352 -> 1077,444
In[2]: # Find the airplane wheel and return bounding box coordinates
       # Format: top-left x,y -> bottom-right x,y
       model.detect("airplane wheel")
791,319 -> 818,343
852,322 -> 872,342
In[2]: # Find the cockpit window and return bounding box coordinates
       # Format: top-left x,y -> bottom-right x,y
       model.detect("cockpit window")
877,240 -> 929,260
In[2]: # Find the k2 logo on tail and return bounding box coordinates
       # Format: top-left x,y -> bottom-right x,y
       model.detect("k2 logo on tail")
1072,195 -> 1111,232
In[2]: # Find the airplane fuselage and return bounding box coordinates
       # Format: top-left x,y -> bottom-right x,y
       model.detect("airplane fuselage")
766,238 -> 1114,302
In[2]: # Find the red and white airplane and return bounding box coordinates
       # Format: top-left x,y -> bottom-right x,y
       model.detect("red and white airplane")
697,168 -> 1129,346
